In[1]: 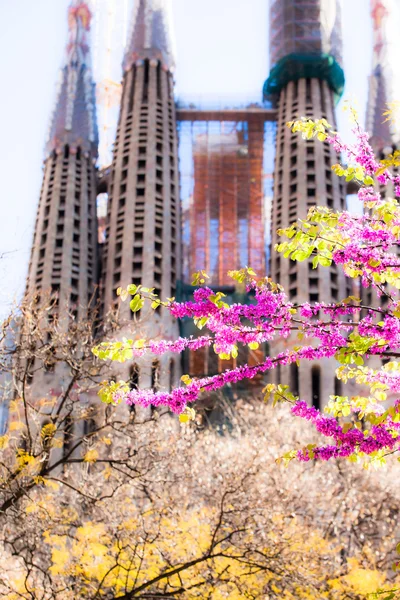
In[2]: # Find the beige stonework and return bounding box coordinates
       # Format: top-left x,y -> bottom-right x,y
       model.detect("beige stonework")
270,78 -> 350,406
101,3 -> 181,392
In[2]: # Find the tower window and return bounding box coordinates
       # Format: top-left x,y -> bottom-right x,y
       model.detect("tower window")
290,363 -> 299,396
334,377 -> 342,397
311,366 -> 321,410
130,364 -> 139,390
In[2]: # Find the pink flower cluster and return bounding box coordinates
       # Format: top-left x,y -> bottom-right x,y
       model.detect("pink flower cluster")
109,120 -> 400,462
292,401 -> 400,461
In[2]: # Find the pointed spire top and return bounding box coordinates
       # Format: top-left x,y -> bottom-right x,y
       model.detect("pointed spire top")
46,1 -> 98,159
123,0 -> 175,73
371,0 -> 389,60
66,0 -> 92,65
366,0 -> 395,152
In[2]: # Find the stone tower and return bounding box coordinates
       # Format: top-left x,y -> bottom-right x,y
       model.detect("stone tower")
101,0 -> 181,391
27,1 -> 98,313
365,0 -> 397,312
25,1 -> 98,396
366,0 -> 396,155
265,0 -> 349,406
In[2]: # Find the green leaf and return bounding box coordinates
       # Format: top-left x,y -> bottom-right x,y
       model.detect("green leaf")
312,256 -> 319,269
130,295 -> 144,313
249,342 -> 259,350
195,316 -> 209,330
318,256 -> 332,267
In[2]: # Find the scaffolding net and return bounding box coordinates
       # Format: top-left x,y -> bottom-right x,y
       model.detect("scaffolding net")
266,0 -> 344,100
178,119 -> 275,288
178,116 -> 275,378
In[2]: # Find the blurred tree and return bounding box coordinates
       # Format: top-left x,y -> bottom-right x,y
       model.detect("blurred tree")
0,302 -> 400,598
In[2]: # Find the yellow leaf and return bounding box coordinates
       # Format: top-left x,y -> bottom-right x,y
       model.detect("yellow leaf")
9,421 -> 25,432
179,407 -> 196,423
84,449 -> 99,463
9,399 -> 22,413
0,435 -> 9,449
51,438 -> 63,449
103,466 -> 113,480
249,342 -> 259,350
43,479 -> 60,491
41,423 -> 56,439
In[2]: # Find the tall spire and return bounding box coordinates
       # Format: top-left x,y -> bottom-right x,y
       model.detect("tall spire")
101,0 -> 181,394
366,0 -> 394,153
267,0 -> 348,407
265,0 -> 344,103
46,1 -> 98,158
123,0 -> 175,73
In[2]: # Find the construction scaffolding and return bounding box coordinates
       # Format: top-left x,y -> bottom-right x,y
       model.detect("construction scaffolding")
366,0 -> 397,151
265,0 -> 344,100
177,108 -> 276,378
178,110 -> 276,288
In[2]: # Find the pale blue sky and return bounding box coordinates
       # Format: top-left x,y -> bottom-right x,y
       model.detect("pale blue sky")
0,0 -> 378,314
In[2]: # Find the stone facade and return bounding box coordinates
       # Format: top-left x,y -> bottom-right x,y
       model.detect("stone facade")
266,0 -> 350,407
25,0 -> 365,410
100,0 -> 181,391
25,1 -> 98,401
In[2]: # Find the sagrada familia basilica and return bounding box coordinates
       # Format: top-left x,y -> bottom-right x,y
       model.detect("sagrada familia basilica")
25,0 -> 396,407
